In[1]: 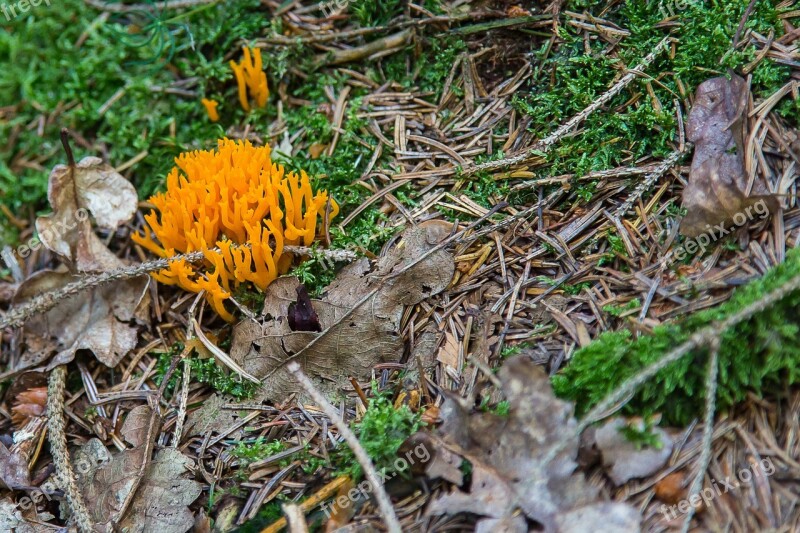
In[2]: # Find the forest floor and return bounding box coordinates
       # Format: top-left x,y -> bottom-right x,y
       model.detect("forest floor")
2,0 -> 800,532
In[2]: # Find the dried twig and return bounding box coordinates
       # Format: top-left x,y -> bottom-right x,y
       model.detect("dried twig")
286,362 -> 402,533
47,366 -> 94,533
83,0 -> 217,12
545,269 -> 800,464
681,337 -> 720,533
0,245 -> 355,331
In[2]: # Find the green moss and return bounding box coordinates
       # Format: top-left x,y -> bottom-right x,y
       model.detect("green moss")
553,246 -> 800,426
231,437 -> 287,466
511,0 -> 794,196
339,393 -> 421,480
154,343 -> 258,399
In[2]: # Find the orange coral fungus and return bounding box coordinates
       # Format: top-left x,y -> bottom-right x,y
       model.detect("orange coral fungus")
229,46 -> 268,111
133,139 -> 339,321
201,98 -> 220,122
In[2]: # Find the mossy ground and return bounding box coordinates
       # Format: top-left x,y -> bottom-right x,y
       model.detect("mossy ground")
2,0 -> 800,528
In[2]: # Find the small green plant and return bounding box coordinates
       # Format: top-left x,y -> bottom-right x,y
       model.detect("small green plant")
154,344 -> 259,399
619,417 -> 663,450
231,437 -> 288,466
340,393 -> 421,480
603,298 -> 641,317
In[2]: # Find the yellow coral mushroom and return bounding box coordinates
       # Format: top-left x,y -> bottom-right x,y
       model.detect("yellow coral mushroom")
230,46 -> 269,112
201,98 -> 220,122
133,139 -> 339,321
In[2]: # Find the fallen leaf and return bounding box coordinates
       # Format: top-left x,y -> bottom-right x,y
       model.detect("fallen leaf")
13,154 -> 147,369
554,502 -> 642,533
73,405 -> 201,532
14,268 -> 147,369
231,223 -> 455,402
418,356 -> 641,532
593,418 -> 673,486
308,142 -> 328,159
0,441 -> 30,490
436,330 -> 461,368
36,156 -> 138,272
680,72 -> 778,237
0,497 -> 56,532
399,432 -> 463,485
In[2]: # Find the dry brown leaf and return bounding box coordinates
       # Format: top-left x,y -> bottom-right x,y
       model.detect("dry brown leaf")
680,72 -> 778,237
0,497 -> 57,532
36,156 -> 138,272
13,268 -> 147,369
230,223 -> 455,402
0,441 -> 30,490
593,418 -> 673,486
12,154 -> 147,369
74,406 -> 201,533
419,356 -> 641,532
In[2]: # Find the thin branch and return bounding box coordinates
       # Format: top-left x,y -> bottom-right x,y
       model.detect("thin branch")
286,362 -> 402,533
0,245 -> 355,331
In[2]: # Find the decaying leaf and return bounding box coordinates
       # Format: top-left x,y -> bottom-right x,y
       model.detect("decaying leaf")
14,268 -> 147,369
680,72 -> 778,237
13,154 -> 147,369
0,441 -> 30,490
73,405 -> 201,532
230,222 -> 455,402
592,418 -> 673,486
35,156 -> 138,272
0,498 -> 56,533
416,356 -> 641,532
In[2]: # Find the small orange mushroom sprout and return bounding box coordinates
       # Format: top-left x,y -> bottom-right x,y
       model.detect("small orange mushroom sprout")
201,98 -> 220,122
230,46 -> 269,111
132,139 -> 339,321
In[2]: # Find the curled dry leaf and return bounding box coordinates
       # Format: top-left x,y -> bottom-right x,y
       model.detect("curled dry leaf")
415,356 -> 641,533
230,222 -> 455,402
73,405 -> 201,533
593,418 -> 673,486
35,156 -> 138,272
680,72 -> 778,237
13,155 -> 147,369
